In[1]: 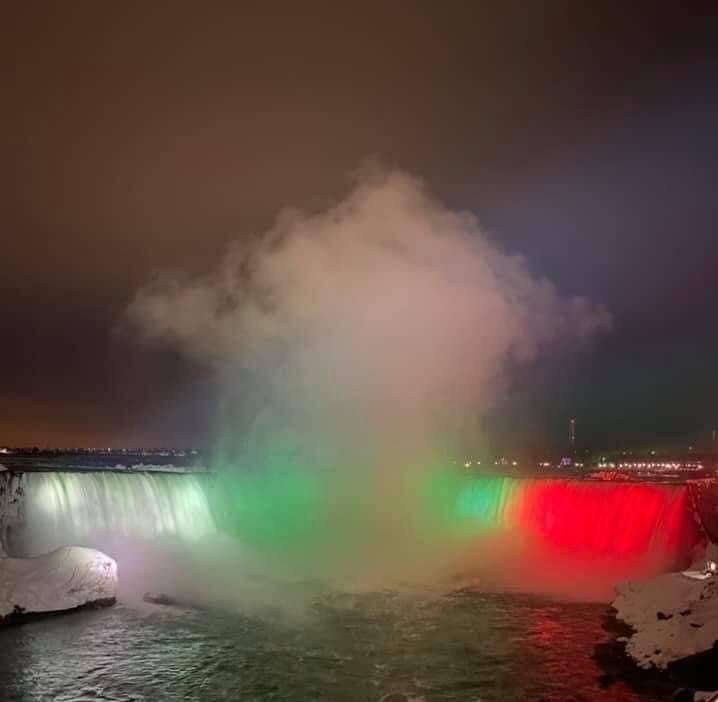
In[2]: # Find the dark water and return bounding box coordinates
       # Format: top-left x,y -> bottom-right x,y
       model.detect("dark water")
0,590 -> 672,702
0,452 -> 204,472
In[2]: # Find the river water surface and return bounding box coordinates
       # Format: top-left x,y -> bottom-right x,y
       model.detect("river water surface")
0,589 -> 672,702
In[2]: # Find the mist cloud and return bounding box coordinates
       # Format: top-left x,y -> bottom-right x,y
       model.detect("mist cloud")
127,168 -> 610,450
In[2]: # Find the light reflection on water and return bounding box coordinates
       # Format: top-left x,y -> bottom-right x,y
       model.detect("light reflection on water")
0,591 -> 672,702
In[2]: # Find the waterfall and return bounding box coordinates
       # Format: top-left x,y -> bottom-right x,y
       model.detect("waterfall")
0,469 -> 708,598
445,476 -> 705,594
454,477 -> 701,561
0,471 -> 216,556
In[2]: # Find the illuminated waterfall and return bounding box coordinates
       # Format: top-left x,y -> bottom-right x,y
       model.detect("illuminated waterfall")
0,469 -> 706,597
2,471 -> 216,556
452,477 -> 698,559
426,474 -> 704,594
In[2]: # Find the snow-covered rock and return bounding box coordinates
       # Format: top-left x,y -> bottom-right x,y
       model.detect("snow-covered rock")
612,545 -> 718,669
0,546 -> 117,623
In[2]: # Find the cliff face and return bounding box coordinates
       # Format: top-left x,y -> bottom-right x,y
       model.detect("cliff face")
688,480 -> 718,544
0,472 -> 25,556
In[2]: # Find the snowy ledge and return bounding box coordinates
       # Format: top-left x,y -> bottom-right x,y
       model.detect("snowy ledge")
0,546 -> 117,624
613,572 -> 718,670
605,547 -> 718,700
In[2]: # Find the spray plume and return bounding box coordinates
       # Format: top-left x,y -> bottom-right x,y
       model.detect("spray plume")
125,167 -> 612,592
129,169 -> 608,443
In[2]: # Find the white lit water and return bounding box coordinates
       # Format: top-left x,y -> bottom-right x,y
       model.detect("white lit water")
2,471 -> 216,555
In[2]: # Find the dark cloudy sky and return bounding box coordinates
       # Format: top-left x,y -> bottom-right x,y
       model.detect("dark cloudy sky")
2,1 -> 717,450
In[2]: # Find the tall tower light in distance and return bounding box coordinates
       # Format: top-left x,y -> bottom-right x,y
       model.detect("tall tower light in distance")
569,417 -> 576,458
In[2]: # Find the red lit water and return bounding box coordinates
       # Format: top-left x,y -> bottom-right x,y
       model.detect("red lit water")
453,478 -> 704,598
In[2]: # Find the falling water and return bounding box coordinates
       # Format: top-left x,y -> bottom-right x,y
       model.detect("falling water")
0,471 -> 216,556
0,469 -> 705,599
422,473 -> 704,596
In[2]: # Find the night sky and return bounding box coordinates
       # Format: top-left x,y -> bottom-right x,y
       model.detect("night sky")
3,2 -> 718,451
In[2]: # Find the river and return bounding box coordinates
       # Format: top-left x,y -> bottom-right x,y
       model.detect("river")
0,587 -> 674,702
